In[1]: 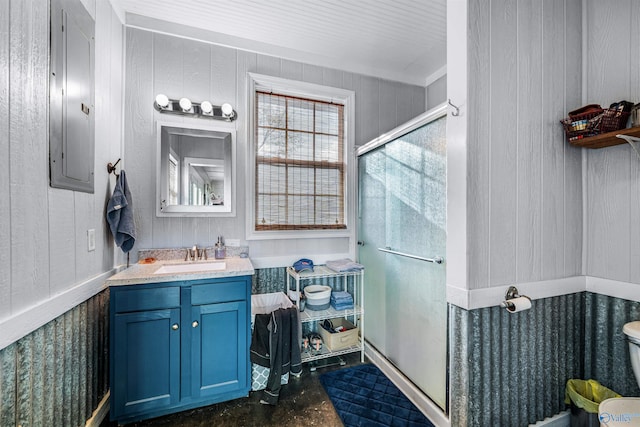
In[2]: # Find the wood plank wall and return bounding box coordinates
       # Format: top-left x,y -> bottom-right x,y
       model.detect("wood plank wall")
0,0 -> 123,328
0,0 -> 10,318
124,28 -> 426,262
584,0 -> 640,284
453,3 -> 640,425
0,0 -> 122,424
4,0 -> 49,318
466,0 -> 583,290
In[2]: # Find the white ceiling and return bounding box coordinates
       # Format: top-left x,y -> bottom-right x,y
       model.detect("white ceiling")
111,0 -> 447,86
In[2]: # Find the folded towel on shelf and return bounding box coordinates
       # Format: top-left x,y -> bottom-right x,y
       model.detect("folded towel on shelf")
330,291 -> 354,310
331,302 -> 353,310
331,302 -> 354,311
330,291 -> 353,302
325,258 -> 364,273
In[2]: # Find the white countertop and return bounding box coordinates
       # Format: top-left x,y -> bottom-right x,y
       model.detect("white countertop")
106,257 -> 255,286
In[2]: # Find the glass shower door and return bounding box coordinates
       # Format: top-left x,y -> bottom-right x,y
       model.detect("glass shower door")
358,114 -> 447,410
358,148 -> 388,355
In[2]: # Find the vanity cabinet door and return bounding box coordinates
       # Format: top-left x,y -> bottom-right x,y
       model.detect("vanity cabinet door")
190,300 -> 248,399
111,308 -> 181,419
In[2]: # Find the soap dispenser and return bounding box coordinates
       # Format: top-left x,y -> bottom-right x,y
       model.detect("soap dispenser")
214,236 -> 226,259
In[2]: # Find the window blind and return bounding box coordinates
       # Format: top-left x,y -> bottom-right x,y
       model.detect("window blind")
255,91 -> 345,231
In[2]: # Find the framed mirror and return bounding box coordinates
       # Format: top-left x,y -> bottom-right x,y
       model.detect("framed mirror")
156,122 -> 236,216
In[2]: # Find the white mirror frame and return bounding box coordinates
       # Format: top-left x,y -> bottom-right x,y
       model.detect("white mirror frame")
155,120 -> 236,217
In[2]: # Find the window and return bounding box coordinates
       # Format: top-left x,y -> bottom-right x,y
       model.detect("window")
248,74 -> 355,238
168,152 -> 179,205
255,92 -> 345,230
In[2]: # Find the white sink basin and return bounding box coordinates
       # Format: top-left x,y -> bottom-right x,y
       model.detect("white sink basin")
153,262 -> 227,275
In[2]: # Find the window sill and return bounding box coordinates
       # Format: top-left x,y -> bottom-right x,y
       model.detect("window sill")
246,228 -> 353,241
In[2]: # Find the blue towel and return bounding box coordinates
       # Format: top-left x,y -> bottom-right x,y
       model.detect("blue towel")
107,170 -> 136,253
331,291 -> 354,310
331,291 -> 353,302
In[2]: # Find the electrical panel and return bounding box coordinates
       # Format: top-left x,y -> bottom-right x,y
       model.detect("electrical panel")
49,0 -> 95,193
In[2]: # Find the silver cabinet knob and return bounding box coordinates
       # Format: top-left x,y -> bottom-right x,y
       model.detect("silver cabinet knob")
192,321 -> 199,328
171,323 -> 179,330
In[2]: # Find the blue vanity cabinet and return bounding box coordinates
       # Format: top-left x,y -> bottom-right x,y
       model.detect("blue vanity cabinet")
190,279 -> 250,400
109,276 -> 251,424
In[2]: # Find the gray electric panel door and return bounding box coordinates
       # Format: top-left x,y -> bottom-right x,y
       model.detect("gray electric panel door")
50,0 -> 95,193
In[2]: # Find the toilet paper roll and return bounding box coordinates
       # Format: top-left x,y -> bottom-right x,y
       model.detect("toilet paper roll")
506,296 -> 532,313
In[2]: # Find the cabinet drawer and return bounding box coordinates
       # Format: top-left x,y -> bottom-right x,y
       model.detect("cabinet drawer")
113,287 -> 181,313
191,280 -> 247,305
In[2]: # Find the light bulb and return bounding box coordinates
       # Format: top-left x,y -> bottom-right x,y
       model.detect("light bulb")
179,97 -> 192,112
221,103 -> 234,117
200,101 -> 213,114
155,94 -> 169,108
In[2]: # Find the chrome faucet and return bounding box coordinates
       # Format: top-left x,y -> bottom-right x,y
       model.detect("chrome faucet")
185,245 -> 207,261
186,245 -> 197,261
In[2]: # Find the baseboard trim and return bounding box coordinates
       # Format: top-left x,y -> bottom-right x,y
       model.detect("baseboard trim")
448,275 -> 640,311
447,276 -> 586,310
364,341 -> 450,427
0,269 -> 117,351
586,276 -> 640,303
85,391 -> 110,427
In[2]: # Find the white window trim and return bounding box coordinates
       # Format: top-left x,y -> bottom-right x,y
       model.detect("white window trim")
246,73 -> 356,241
168,150 -> 179,205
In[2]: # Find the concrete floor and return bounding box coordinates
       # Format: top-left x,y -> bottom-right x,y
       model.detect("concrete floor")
105,353 -> 365,427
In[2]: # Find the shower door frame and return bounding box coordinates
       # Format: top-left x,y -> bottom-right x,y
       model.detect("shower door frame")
356,103 -> 450,427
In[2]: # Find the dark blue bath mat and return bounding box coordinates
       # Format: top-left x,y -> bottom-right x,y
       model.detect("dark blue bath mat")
319,363 -> 435,427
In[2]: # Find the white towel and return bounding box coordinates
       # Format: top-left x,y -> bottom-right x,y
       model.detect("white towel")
325,258 -> 364,273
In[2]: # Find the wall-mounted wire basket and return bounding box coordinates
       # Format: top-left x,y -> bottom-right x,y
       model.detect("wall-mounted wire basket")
560,108 -> 603,141
561,102 -> 633,143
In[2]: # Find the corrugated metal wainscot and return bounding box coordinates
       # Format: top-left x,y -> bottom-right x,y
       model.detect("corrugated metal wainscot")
449,293 -> 584,426
584,292 -> 640,397
0,290 -> 109,427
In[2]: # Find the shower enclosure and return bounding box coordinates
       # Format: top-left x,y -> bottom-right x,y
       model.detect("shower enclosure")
357,105 -> 447,411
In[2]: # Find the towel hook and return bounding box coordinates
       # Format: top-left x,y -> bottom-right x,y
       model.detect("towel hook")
107,158 -> 121,176
448,99 -> 460,117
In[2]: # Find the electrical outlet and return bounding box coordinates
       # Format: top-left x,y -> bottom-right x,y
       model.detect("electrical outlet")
226,238 -> 240,247
87,229 -> 96,251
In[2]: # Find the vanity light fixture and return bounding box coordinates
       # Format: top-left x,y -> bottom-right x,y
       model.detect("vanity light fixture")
200,101 -> 213,114
179,97 -> 193,112
153,94 -> 237,121
221,103 -> 235,119
155,94 -> 170,109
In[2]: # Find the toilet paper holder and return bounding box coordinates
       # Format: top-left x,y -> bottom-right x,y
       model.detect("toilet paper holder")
500,286 -> 530,311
